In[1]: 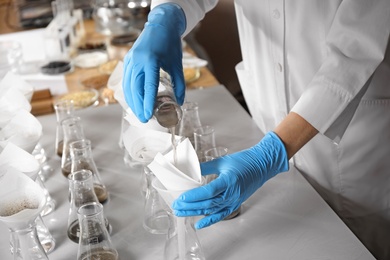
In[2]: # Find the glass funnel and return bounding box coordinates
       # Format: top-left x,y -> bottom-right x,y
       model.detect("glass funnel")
0,168 -> 48,260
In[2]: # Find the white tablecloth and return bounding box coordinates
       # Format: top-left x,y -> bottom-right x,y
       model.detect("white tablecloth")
0,85 -> 375,259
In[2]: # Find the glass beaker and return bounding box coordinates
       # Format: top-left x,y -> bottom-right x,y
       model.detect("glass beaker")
61,116 -> 85,178
154,70 -> 183,130
194,125 -> 216,159
177,102 -> 202,148
77,202 -> 118,260
67,170 -> 111,243
143,167 -> 169,234
69,139 -> 109,204
54,100 -> 75,158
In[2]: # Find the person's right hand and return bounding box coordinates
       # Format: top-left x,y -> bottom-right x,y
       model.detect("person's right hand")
172,132 -> 289,229
122,3 -> 186,123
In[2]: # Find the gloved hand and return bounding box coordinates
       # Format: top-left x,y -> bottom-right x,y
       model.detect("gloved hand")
122,3 -> 186,123
172,131 -> 289,229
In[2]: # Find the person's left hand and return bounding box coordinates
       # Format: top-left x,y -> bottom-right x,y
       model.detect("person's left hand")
172,132 -> 289,229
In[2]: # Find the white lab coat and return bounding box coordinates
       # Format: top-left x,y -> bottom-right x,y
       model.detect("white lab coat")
152,0 -> 390,259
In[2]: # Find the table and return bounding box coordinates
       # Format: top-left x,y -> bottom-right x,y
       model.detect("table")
0,85 -> 375,259
0,13 -> 220,115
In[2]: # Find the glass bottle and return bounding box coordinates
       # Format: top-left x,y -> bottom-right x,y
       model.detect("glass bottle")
67,170 -> 111,243
77,202 -> 118,260
54,99 -> 75,158
165,211 -> 205,260
61,116 -> 85,178
154,69 -> 182,130
177,102 -> 202,148
69,139 -> 109,204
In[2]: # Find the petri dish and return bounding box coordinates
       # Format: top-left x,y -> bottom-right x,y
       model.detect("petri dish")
79,74 -> 110,90
184,67 -> 201,83
57,89 -> 99,109
40,61 -> 72,75
98,59 -> 119,75
73,51 -> 109,69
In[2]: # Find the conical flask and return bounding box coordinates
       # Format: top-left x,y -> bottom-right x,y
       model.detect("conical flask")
152,178 -> 205,260
143,167 -> 169,234
0,168 -> 48,260
67,169 -> 111,243
69,139 -> 109,204
77,202 -> 118,260
61,116 -> 85,178
177,102 -> 202,147
54,99 -> 75,157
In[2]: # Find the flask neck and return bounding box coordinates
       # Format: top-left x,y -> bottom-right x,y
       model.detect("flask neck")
10,224 -> 48,260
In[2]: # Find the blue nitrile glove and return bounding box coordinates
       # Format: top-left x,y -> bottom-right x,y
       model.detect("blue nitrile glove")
172,131 -> 289,229
122,3 -> 186,123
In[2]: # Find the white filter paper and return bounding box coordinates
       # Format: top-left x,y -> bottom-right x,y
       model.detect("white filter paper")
123,126 -> 181,164
0,87 -> 31,126
149,138 -> 203,208
0,142 -> 40,180
0,71 -> 34,102
0,168 -> 46,229
0,109 -> 42,153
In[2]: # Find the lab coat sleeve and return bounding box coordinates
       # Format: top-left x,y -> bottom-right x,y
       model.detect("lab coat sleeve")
151,0 -> 218,36
291,0 -> 390,142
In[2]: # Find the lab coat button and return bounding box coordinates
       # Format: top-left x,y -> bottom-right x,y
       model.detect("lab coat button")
272,9 -> 280,19
277,63 -> 283,72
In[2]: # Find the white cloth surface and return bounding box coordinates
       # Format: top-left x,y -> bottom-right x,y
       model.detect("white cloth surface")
0,85 -> 374,259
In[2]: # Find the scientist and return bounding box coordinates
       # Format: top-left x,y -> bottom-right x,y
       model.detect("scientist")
122,1 -> 390,259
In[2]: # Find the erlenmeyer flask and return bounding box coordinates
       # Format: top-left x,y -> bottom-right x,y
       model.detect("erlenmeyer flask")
10,224 -> 49,260
67,170 -> 111,243
69,139 -> 109,204
77,202 -> 118,260
143,167 -> 169,234
165,211 -> 205,260
194,125 -> 216,159
61,116 -> 85,178
177,102 -> 202,147
152,178 -> 205,260
54,99 -> 75,158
